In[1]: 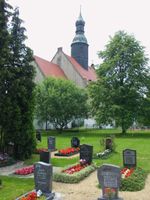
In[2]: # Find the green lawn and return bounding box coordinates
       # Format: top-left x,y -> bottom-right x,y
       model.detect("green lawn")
1,128 -> 150,200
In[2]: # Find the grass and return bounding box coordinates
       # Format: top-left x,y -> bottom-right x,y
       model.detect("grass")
1,128 -> 150,200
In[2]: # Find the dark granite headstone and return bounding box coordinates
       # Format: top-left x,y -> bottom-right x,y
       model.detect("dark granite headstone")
34,162 -> 53,197
71,137 -> 80,148
80,144 -> 93,164
123,149 -> 136,168
48,137 -> 56,152
105,138 -> 113,150
40,151 -> 50,164
97,164 -> 123,200
36,130 -> 41,142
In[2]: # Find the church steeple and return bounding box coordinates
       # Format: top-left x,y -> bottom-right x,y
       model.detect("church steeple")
71,10 -> 89,70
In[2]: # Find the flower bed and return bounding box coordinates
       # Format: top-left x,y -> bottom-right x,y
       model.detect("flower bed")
62,159 -> 88,174
14,165 -> 34,175
54,147 -> 80,157
120,167 -> 147,191
121,167 -> 134,178
53,162 -> 96,183
19,191 -> 37,200
96,149 -> 112,159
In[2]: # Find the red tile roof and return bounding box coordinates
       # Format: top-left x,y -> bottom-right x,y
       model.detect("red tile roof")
34,55 -> 67,79
66,55 -> 97,81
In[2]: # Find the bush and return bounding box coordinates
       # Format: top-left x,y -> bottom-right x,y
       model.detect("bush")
0,179 -> 2,186
53,163 -> 96,183
120,167 -> 148,191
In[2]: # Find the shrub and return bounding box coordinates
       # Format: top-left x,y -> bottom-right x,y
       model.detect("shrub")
53,163 -> 96,183
120,167 -> 148,191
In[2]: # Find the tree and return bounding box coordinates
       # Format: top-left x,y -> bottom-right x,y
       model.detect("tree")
0,4 -> 36,159
88,31 -> 150,134
35,77 -> 88,131
0,0 -> 12,151
6,7 -> 36,159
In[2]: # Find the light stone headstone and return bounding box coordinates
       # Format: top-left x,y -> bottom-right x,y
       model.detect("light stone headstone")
123,149 -> 136,168
97,164 -> 123,200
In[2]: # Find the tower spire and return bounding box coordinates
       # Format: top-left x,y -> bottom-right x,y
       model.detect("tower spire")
71,9 -> 89,70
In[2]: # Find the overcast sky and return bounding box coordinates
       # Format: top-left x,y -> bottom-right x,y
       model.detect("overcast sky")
9,0 -> 150,65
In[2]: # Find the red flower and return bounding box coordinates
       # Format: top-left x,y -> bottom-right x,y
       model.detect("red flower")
15,166 -> 34,175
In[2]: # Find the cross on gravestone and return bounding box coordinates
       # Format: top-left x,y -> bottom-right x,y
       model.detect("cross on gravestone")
71,137 -> 80,148
123,149 -> 136,168
34,162 -> 53,198
40,151 -> 50,164
80,144 -> 93,164
47,137 -> 56,152
97,164 -> 123,200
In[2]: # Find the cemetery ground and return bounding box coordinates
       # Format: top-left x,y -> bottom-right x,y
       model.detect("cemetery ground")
1,128 -> 150,200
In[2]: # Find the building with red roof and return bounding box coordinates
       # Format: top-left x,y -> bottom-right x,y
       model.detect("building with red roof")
33,11 -> 97,88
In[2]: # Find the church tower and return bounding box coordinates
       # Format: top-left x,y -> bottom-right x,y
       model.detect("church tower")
71,10 -> 89,70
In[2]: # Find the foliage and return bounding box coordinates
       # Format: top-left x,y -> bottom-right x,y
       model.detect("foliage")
53,163 -> 96,183
35,77 -> 88,131
0,6 -> 36,159
89,31 -> 150,134
120,167 -> 147,191
0,0 -> 12,152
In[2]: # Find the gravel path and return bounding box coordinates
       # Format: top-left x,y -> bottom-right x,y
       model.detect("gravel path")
0,162 -> 150,200
53,171 -> 150,200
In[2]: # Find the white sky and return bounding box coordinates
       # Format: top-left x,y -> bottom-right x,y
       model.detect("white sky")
9,0 -> 150,65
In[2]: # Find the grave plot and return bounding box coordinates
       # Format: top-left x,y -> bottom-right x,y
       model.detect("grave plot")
53,144 -> 96,183
54,147 -> 80,157
54,137 -> 80,157
16,162 -> 61,200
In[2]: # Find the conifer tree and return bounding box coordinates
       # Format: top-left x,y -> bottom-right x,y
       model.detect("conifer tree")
7,7 -> 36,159
0,0 -> 12,151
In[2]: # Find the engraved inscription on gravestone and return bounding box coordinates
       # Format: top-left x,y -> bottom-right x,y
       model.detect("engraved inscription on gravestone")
34,162 -> 52,195
80,144 -> 93,164
123,149 -> 136,168
97,164 -> 123,200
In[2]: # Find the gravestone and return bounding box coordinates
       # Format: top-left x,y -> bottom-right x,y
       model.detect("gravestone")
71,137 -> 80,148
34,162 -> 54,199
97,164 -> 123,200
80,144 -> 93,164
36,130 -> 42,142
123,149 -> 136,168
48,136 -> 56,152
105,138 -> 113,150
40,151 -> 50,164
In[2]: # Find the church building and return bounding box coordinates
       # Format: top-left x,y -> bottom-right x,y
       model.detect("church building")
32,11 -> 97,88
